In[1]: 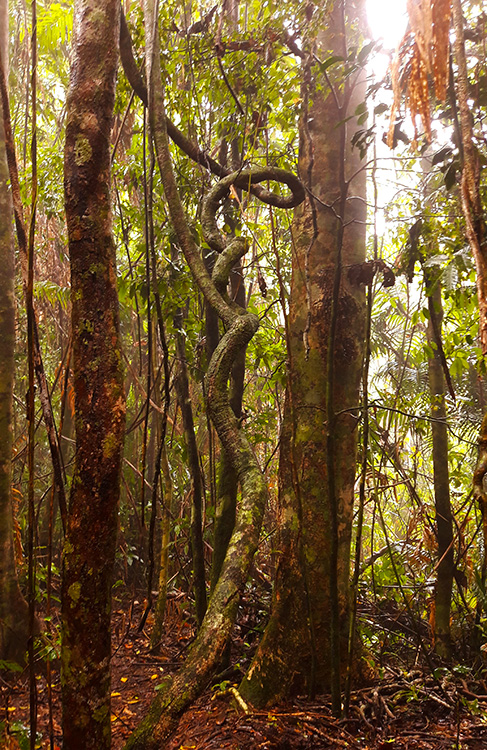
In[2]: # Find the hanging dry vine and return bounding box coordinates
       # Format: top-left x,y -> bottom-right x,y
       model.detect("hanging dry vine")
388,0 -> 452,145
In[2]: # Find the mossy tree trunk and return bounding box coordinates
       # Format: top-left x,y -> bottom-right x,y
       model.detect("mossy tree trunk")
61,1 -> 125,748
0,0 -> 30,665
240,0 -> 367,710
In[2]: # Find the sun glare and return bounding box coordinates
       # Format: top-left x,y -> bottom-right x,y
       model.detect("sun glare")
366,0 -> 408,50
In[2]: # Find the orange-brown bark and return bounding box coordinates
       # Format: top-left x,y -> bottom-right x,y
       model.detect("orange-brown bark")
61,1 -> 125,747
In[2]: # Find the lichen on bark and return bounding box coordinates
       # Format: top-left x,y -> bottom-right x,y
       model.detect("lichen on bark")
61,1 -> 125,748
240,0 -> 368,710
0,0 -> 30,666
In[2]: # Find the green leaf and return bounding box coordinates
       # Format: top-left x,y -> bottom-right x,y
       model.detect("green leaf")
319,55 -> 343,72
357,40 -> 376,64
444,162 -> 457,190
0,659 -> 23,672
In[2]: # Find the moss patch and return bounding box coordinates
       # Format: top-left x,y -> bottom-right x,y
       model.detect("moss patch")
74,135 -> 93,166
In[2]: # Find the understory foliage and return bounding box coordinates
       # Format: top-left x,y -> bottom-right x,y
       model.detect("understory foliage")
4,0 -> 487,742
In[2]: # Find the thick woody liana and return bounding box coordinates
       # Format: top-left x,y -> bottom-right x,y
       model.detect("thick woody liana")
124,1 -> 304,747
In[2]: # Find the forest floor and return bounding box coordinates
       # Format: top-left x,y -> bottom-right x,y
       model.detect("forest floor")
3,593 -> 487,749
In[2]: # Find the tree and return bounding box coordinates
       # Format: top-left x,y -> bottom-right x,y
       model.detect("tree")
60,0 -> 125,747
124,2 -> 368,744
450,0 -> 487,576
0,0 -> 30,665
208,0 -> 248,600
425,268 -> 454,657
7,0 -> 487,745
123,0 -> 304,745
415,169 -> 455,658
240,0 -> 368,712
390,0 -> 487,624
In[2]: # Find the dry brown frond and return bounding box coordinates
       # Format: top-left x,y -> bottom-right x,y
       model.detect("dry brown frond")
431,0 -> 452,100
407,44 -> 432,143
407,0 -> 433,72
388,0 -> 452,147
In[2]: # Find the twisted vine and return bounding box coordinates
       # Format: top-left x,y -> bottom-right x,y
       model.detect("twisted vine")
124,2 -> 304,745
119,9 -> 305,212
201,167 -> 304,479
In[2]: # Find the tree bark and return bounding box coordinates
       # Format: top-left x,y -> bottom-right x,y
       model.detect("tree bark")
452,0 -> 487,596
425,275 -> 454,658
174,306 -> 208,626
240,0 -> 367,709
150,443 -> 172,648
61,1 -> 125,747
0,0 -> 30,665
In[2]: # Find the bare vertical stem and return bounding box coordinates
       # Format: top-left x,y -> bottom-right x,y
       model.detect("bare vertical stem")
140,108 -> 152,528
0,47 -> 67,532
27,1 -> 38,745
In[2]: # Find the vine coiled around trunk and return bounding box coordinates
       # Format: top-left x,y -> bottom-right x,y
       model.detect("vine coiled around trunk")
124,7 -> 304,747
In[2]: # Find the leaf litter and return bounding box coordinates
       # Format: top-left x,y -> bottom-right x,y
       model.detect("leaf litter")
2,596 -> 487,749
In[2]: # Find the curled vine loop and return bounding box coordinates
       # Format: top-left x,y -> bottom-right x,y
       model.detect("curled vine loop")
201,167 -> 304,302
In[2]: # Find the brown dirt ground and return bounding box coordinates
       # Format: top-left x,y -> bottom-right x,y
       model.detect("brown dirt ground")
2,596 -> 487,750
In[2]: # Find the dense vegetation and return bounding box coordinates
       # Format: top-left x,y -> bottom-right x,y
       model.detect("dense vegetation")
2,0 -> 487,747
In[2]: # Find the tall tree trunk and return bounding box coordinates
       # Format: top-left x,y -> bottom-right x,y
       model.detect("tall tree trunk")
451,0 -> 487,589
150,444 -> 172,648
425,275 -> 454,658
0,0 -> 30,665
174,304 -> 208,626
61,1 -> 125,747
240,0 -> 367,710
